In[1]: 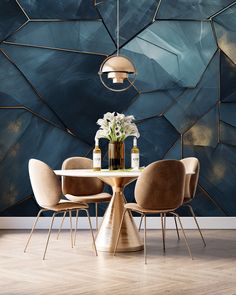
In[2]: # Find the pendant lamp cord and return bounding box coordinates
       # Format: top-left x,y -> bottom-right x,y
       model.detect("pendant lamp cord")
117,0 -> 119,56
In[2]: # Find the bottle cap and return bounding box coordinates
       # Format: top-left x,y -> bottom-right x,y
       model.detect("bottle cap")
133,137 -> 137,146
95,138 -> 99,146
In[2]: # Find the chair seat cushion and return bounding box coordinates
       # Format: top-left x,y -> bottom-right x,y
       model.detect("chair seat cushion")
65,192 -> 112,203
124,203 -> 177,214
45,200 -> 88,211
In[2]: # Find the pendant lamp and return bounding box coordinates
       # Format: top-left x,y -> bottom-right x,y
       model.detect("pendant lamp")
98,0 -> 137,92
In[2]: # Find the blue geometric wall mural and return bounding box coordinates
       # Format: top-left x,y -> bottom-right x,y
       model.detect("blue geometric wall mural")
0,0 -> 236,217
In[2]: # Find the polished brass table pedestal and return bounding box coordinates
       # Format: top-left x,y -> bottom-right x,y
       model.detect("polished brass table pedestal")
96,176 -> 144,252
54,169 -> 144,253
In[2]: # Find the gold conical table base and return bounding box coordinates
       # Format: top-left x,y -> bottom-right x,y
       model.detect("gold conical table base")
96,176 -> 144,252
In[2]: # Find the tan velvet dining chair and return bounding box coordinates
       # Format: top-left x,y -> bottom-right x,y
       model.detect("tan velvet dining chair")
58,157 -> 112,244
25,159 -> 97,260
177,157 -> 206,246
114,160 -> 193,264
138,158 -> 206,246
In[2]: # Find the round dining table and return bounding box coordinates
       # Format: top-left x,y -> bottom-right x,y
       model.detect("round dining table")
54,169 -> 143,253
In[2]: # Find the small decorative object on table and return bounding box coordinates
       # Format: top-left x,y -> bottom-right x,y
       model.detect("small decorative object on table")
131,137 -> 140,170
93,138 -> 101,171
95,112 -> 140,170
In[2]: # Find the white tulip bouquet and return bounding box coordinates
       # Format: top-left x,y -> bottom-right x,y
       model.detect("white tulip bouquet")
95,112 -> 140,142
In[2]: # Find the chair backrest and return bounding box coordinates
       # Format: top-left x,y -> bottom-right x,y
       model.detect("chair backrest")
135,160 -> 185,210
28,159 -> 62,208
62,157 -> 104,196
180,157 -> 199,200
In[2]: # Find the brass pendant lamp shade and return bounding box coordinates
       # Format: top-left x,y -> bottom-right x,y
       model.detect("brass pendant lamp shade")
99,55 -> 136,91
98,0 -> 137,92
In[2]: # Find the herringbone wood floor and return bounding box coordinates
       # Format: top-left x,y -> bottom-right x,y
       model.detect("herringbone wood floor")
0,229 -> 236,295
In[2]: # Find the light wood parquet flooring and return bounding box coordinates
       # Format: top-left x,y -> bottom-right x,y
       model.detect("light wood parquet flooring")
0,229 -> 236,295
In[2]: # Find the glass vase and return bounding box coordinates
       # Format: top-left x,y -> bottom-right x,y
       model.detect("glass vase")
108,141 -> 125,170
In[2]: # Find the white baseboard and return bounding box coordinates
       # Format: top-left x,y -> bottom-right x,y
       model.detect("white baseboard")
0,217 -> 235,229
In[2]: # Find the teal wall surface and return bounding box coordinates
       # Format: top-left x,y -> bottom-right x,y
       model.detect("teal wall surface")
0,0 -> 236,216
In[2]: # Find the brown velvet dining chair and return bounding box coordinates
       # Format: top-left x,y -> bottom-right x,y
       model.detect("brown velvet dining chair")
24,159 -> 97,260
58,157 -> 112,244
114,160 -> 193,264
177,157 -> 206,246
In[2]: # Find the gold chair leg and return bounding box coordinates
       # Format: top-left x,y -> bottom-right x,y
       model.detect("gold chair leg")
172,212 -> 193,260
161,213 -> 166,253
164,213 -> 167,242
95,203 -> 98,231
144,214 -> 147,264
24,209 -> 46,253
138,214 -> 144,232
174,215 -> 180,240
186,204 -> 206,247
56,211 -> 66,240
73,209 -> 79,246
113,209 -> 127,256
42,212 -> 56,260
69,211 -> 73,248
84,209 -> 98,256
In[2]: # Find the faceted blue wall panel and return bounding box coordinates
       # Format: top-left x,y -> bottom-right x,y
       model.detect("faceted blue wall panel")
220,121 -> 236,146
165,51 -> 219,133
122,20 -> 217,91
1,0 -> 236,216
125,88 -> 184,120
220,52 -> 236,102
0,0 -> 27,42
220,103 -> 236,127
213,3 -> 236,63
96,0 -> 159,46
157,0 -> 234,20
122,37 -> 181,92
164,138 -> 181,160
18,0 -> 99,19
0,108 -> 90,213
183,106 -> 219,148
7,21 -> 116,55
0,51 -> 63,127
136,117 -> 180,164
183,144 -> 236,216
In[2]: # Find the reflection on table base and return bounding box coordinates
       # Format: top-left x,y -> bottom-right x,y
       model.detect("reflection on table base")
95,176 -> 144,253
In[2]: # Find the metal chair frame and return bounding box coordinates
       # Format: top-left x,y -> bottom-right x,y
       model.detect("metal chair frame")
24,208 -> 97,260
114,209 -> 193,264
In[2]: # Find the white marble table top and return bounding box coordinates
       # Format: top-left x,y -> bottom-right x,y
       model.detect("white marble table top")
54,168 -> 194,178
54,169 -> 142,178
